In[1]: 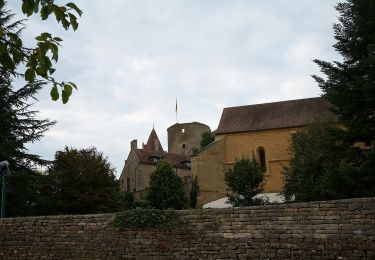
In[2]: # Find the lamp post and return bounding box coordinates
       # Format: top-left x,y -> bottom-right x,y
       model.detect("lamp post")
0,161 -> 10,218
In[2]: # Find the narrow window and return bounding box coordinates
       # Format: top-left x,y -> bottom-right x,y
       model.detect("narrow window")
182,144 -> 186,149
126,178 -> 130,191
257,147 -> 266,172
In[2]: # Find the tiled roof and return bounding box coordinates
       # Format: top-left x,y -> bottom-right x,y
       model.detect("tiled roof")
134,149 -> 191,169
214,97 -> 335,134
144,128 -> 164,152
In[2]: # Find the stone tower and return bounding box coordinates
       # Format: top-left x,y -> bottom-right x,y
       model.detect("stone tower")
167,122 -> 211,156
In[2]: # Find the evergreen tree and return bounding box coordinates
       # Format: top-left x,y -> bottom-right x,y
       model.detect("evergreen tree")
283,123 -> 375,202
189,176 -> 199,208
0,77 -> 55,217
200,131 -> 215,149
313,0 -> 375,144
0,79 -> 55,173
282,123 -> 356,202
146,161 -> 188,210
0,4 -> 55,217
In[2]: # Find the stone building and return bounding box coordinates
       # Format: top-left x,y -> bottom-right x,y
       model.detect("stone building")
168,122 -> 211,156
192,97 -> 334,207
119,122 -> 210,200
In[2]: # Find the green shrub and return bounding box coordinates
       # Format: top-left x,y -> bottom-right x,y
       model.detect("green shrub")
114,208 -> 187,230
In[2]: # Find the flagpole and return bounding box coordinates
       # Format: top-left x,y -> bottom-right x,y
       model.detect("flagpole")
175,98 -> 178,123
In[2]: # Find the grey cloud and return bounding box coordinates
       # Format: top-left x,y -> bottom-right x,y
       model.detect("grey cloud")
8,0 -> 341,175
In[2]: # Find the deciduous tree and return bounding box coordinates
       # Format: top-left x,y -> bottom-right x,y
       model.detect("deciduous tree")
224,157 -> 265,206
0,0 -> 82,103
45,147 -> 123,214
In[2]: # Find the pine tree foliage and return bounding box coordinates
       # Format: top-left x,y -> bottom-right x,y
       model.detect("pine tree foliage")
189,175 -> 199,208
313,0 -> 375,144
200,131 -> 215,149
283,123 -> 374,202
146,161 -> 188,210
0,5 -> 56,217
0,80 -> 55,173
0,78 -> 55,216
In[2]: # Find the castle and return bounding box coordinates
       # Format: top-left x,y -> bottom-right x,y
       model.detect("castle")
119,122 -> 210,200
120,97 -> 334,206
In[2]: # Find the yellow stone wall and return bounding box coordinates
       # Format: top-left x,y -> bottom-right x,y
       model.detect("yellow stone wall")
193,127 -> 303,206
191,138 -> 226,207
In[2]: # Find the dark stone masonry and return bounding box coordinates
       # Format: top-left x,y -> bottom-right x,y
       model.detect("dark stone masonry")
0,197 -> 374,259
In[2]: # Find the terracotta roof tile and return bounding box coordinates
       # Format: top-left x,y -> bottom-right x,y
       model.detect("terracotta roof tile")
135,149 -> 191,169
144,129 -> 164,152
214,97 -> 335,134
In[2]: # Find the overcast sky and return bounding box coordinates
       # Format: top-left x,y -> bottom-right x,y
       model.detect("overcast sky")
9,0 -> 341,177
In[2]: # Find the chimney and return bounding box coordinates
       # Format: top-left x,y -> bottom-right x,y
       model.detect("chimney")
130,139 -> 137,150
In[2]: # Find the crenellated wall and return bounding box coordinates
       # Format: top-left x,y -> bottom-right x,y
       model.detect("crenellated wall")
1,197 -> 374,259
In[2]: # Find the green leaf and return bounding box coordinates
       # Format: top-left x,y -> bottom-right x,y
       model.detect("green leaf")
39,55 -> 52,69
35,35 -> 44,41
40,6 -> 49,20
53,37 -> 63,42
68,82 -> 78,90
10,48 -> 23,64
62,84 -> 72,104
64,84 -> 73,96
25,68 -> 36,82
68,13 -> 78,30
61,17 -> 70,30
49,68 -> 56,75
53,6 -> 64,22
35,66 -> 46,76
33,0 -> 40,13
41,32 -> 52,39
21,1 -> 29,15
66,2 -> 83,16
22,0 -> 35,16
50,85 -> 59,101
50,43 -> 59,61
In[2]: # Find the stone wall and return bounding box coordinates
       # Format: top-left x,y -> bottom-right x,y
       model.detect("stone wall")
216,127 -> 303,193
168,122 -> 210,156
1,197 -> 374,259
119,150 -> 191,195
192,137 -> 227,207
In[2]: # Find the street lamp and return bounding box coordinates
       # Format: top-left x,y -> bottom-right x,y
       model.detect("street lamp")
0,161 -> 10,218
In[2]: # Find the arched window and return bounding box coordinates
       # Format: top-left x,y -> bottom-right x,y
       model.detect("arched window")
257,147 -> 266,172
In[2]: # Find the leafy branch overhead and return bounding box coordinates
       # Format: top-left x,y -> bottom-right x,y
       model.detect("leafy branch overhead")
0,0 -> 82,103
